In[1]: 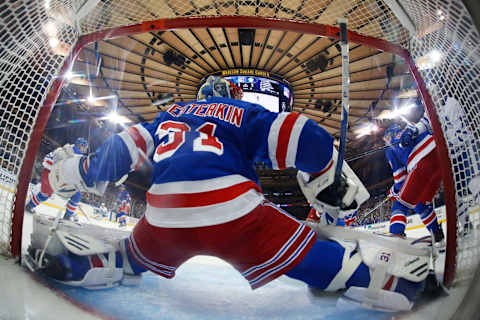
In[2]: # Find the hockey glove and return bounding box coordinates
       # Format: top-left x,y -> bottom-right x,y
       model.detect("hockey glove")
400,125 -> 418,148
297,148 -> 370,216
49,155 -> 106,199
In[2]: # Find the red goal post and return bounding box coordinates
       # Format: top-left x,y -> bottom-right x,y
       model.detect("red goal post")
1,1 -> 479,289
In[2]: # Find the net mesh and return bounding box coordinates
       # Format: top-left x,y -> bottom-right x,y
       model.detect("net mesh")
0,0 -> 479,285
403,0 -> 480,284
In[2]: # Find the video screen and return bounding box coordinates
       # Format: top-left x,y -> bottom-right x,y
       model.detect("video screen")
242,92 -> 279,113
224,76 -> 293,113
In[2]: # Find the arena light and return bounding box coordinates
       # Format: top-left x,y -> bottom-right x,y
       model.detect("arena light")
42,20 -> 57,37
392,103 -> 416,117
416,49 -> 443,70
376,103 -> 416,120
428,50 -> 443,64
107,112 -> 131,124
48,37 -> 59,49
355,122 -> 379,138
87,95 -> 96,104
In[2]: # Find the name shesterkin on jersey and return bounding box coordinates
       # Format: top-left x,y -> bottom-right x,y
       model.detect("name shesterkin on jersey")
166,102 -> 245,127
80,97 -> 332,229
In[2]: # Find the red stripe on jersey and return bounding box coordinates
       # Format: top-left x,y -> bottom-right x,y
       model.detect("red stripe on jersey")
147,181 -> 262,208
390,215 -> 407,224
422,212 -> 436,226
383,275 -> 395,290
394,170 -> 406,181
408,136 -> 434,164
90,255 -> 103,268
276,113 -> 300,170
45,160 -> 53,165
83,157 -> 89,173
311,159 -> 333,177
127,126 -> 148,165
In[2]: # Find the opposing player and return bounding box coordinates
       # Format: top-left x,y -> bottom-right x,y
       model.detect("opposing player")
26,137 -> 88,221
117,200 -> 131,227
38,76 -> 432,311
383,120 -> 445,247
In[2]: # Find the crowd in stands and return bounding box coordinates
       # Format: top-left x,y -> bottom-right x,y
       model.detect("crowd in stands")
354,195 -> 393,226
353,189 -> 446,227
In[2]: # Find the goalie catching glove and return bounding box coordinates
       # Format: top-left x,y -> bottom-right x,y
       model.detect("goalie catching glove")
297,148 -> 369,217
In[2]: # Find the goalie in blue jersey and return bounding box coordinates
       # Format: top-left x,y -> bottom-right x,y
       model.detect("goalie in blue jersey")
34,76 -> 436,312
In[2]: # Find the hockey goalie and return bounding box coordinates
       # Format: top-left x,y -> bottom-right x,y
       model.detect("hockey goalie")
26,76 -> 442,312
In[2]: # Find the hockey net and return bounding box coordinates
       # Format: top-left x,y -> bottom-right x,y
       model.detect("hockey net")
0,0 -> 479,287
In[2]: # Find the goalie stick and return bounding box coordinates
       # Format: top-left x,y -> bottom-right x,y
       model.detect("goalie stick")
334,18 -> 350,178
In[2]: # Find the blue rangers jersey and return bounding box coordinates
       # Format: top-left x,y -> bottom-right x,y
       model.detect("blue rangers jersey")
386,129 -> 436,193
81,97 -> 333,228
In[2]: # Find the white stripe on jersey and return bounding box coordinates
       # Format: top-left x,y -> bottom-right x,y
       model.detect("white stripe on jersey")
119,131 -> 140,170
249,229 -> 315,287
286,115 -> 309,168
268,113 -> 289,169
145,188 -> 264,228
148,174 -> 251,195
407,135 -> 435,172
133,124 -> 155,157
267,112 -> 308,169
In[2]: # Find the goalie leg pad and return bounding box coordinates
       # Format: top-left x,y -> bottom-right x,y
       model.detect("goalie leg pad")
358,238 -> 430,282
32,232 -> 146,289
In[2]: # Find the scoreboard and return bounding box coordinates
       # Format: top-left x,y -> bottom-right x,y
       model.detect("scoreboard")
201,69 -> 293,113
224,75 -> 293,113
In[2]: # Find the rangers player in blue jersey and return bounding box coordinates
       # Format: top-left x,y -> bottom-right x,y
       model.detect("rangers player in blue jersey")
384,118 -> 445,246
39,76 -> 435,311
26,137 -> 88,221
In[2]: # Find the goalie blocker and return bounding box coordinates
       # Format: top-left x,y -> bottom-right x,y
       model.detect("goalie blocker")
297,148 -> 370,221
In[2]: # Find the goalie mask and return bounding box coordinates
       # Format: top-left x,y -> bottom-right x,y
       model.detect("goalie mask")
197,76 -> 243,100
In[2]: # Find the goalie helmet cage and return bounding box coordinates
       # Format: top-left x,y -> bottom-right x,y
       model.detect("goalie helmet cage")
0,0 -> 479,288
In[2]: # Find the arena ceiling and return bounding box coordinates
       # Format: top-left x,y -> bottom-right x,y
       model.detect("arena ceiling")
63,25 -> 418,151
55,19 -> 425,200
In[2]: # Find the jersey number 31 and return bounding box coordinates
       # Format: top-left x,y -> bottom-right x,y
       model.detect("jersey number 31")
153,120 -> 224,162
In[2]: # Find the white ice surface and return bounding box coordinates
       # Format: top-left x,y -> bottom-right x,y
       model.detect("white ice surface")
0,209 -> 470,320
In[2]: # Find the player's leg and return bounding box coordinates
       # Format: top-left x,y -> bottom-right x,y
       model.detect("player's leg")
389,200 -> 409,237
415,202 -> 444,240
285,239 -> 424,304
26,169 -> 54,213
63,191 -> 81,220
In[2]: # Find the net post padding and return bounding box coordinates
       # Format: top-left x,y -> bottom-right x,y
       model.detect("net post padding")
10,16 -> 457,286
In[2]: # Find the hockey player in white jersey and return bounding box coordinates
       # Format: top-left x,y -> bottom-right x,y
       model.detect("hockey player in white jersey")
26,137 -> 88,220
35,76 -> 434,312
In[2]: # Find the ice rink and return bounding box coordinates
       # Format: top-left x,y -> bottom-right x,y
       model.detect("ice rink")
0,197 -> 471,320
